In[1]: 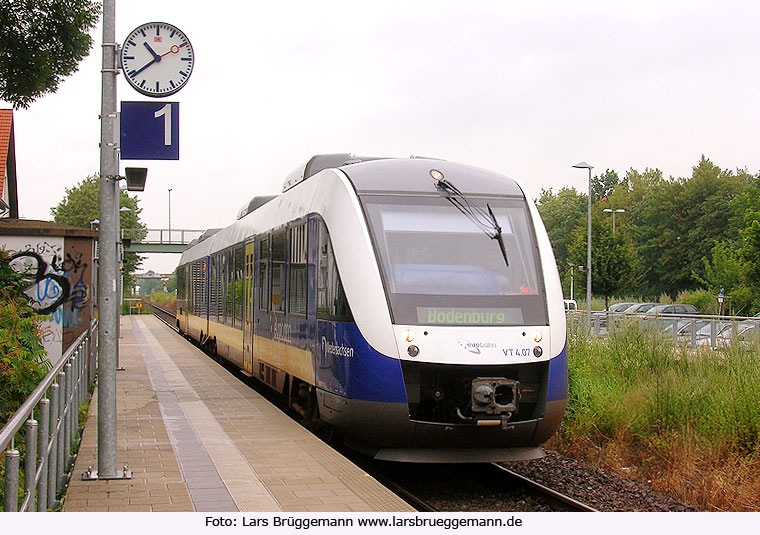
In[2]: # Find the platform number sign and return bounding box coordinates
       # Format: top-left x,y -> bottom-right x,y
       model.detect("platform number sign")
120,101 -> 179,160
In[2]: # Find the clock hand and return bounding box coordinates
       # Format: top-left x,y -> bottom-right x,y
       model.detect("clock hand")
143,42 -> 162,62
131,57 -> 157,77
160,42 -> 188,57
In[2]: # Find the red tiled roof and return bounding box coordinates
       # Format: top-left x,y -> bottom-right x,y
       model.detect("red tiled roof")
0,109 -> 13,198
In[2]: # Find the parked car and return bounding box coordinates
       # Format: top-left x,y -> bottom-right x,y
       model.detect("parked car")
645,304 -> 699,316
592,301 -> 639,327
623,302 -> 658,314
646,304 -> 700,334
564,299 -> 578,311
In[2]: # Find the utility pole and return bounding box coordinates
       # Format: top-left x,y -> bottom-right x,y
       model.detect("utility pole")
92,0 -> 130,481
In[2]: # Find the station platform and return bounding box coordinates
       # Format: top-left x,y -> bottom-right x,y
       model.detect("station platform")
63,315 -> 414,512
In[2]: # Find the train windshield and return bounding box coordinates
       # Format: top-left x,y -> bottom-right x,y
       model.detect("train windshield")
361,195 -> 547,326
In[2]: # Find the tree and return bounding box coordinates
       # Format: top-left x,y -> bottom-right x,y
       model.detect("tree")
591,169 -> 620,202
632,157 -> 749,297
568,215 -> 637,309
0,1 -> 100,109
536,187 -> 587,268
50,174 -> 145,286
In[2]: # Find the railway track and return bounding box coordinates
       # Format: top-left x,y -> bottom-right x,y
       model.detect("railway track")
149,306 -> 596,512
147,302 -> 178,330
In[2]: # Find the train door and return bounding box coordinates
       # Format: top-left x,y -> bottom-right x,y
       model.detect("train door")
243,240 -> 255,374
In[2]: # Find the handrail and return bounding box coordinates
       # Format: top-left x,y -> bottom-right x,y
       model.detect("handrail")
1,319 -> 97,512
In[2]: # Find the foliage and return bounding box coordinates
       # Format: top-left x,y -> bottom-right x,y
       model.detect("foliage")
0,249 -> 50,426
539,156 -> 760,312
50,174 -> 145,288
0,0 -> 100,109
675,289 -> 716,314
591,168 -> 620,201
568,214 -> 637,309
536,187 -> 587,268
563,321 -> 760,453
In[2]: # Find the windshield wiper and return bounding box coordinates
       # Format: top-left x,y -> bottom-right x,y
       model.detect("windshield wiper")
435,177 -> 509,267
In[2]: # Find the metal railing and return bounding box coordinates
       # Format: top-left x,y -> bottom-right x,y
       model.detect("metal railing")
0,321 -> 97,512
569,310 -> 760,349
121,228 -> 204,245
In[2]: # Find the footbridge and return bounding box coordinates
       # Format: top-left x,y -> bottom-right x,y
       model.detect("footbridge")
121,228 -> 205,253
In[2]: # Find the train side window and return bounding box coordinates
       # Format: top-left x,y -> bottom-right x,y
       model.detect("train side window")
258,238 -> 270,312
201,260 -> 208,316
289,223 -> 307,316
317,219 -> 353,322
225,248 -> 234,326
271,229 -> 286,313
234,245 -> 244,324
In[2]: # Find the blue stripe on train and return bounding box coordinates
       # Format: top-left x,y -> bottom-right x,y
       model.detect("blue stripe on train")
315,321 -> 569,404
547,341 -> 568,401
315,321 -> 407,403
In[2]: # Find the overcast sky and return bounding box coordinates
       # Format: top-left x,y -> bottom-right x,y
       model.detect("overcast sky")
4,0 -> 760,273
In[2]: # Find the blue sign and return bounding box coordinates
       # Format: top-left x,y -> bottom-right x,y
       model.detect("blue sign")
120,101 -> 179,160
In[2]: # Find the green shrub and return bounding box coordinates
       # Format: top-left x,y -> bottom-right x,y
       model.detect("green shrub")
0,249 -> 50,426
676,288 -> 717,314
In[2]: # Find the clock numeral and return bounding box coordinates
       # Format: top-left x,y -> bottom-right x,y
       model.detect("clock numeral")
155,104 -> 172,146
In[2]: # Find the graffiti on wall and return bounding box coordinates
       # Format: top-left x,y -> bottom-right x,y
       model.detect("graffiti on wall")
4,236 -> 93,363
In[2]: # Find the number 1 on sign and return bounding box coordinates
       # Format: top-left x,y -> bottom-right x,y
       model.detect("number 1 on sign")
154,104 -> 171,146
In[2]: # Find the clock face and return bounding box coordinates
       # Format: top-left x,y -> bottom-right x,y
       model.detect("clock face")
121,22 -> 194,97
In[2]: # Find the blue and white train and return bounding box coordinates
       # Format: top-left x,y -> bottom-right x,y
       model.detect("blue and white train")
175,155 -> 567,463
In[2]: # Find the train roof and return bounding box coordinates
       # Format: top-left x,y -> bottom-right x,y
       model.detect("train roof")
179,155 -> 526,266
284,154 -> 525,197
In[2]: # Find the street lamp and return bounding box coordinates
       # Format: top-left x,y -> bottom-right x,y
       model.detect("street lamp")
90,219 -> 99,229
603,208 -> 626,234
168,188 -> 173,244
573,161 -> 594,331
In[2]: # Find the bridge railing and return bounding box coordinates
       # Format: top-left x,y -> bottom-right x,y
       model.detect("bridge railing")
0,320 -> 97,511
121,228 -> 205,245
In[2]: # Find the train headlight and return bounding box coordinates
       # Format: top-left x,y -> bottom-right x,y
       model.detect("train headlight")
408,345 -> 420,357
430,169 -> 444,182
533,331 -> 543,343
533,346 -> 543,358
403,329 -> 416,343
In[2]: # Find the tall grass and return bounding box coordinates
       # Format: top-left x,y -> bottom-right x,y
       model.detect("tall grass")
564,320 -> 760,451
557,320 -> 760,509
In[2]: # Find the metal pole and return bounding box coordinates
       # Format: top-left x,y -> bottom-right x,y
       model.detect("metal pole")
47,384 -> 58,506
586,168 -> 592,332
4,448 -> 19,512
98,0 -> 118,478
570,266 -> 574,301
37,399 -> 49,511
168,188 -> 172,243
24,419 -> 37,511
56,373 -> 65,490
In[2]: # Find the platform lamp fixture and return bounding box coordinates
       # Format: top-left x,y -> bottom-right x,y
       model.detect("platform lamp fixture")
573,161 -> 594,332
603,208 -> 625,234
124,167 -> 147,191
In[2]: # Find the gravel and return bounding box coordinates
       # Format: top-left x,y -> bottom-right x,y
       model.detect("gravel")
501,450 -> 698,512
368,449 -> 697,512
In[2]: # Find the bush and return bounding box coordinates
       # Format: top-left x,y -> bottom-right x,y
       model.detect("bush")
676,288 -> 717,314
0,249 -> 50,426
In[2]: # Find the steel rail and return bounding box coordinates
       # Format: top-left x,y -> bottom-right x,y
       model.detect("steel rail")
491,463 -> 598,512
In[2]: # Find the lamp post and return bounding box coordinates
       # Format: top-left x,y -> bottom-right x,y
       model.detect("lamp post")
573,161 -> 594,331
168,188 -> 172,244
603,208 -> 625,234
